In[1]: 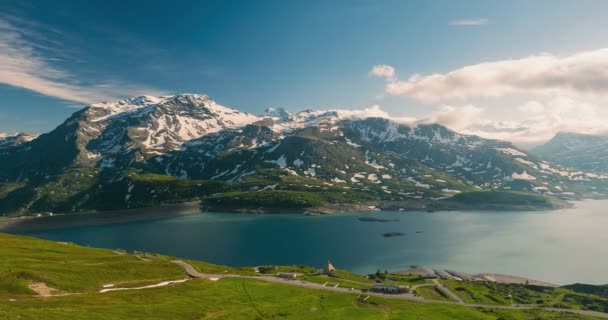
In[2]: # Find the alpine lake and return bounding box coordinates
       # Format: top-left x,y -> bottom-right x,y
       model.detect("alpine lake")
14,199 -> 608,285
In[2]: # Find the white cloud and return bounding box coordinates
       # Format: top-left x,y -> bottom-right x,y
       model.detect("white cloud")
442,97 -> 608,145
518,101 -> 545,114
340,101 -> 608,146
450,18 -> 488,26
369,48 -> 608,144
334,105 -> 417,124
423,104 -> 485,131
369,64 -> 395,80
378,48 -> 608,102
0,17 -> 168,104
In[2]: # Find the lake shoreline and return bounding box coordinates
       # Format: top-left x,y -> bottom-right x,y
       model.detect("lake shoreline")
0,201 -> 202,232
0,197 -> 573,232
202,197 -> 573,214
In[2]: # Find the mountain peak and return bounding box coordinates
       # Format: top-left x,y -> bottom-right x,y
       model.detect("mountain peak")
72,94 -> 261,154
0,132 -> 37,149
166,93 -> 212,103
263,107 -> 290,119
86,94 -> 223,122
546,132 -> 604,146
553,131 -> 595,138
130,95 -> 163,105
533,132 -> 608,173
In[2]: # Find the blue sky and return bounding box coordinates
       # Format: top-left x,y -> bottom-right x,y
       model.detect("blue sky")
2,1 -> 608,144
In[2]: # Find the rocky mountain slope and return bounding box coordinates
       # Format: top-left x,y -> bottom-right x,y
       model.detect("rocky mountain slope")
532,132 -> 608,173
0,94 -> 606,215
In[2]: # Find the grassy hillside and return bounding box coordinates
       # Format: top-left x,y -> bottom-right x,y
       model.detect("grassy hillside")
445,191 -> 563,210
443,280 -> 608,312
1,233 -> 606,320
6,277 -> 590,320
564,284 -> 608,298
451,191 -> 552,205
0,170 -> 571,216
0,233 -> 184,293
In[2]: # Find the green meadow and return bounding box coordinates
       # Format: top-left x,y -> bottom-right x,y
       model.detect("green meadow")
0,233 -> 605,320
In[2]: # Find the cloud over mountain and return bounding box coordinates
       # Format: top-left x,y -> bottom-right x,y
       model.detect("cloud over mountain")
370,47 -> 608,145
373,48 -> 608,102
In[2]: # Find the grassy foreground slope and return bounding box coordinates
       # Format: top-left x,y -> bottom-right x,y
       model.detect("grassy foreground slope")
0,233 -> 603,320
4,279 -> 592,320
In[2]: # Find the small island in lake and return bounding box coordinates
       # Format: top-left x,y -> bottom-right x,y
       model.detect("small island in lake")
358,217 -> 399,222
382,232 -> 405,237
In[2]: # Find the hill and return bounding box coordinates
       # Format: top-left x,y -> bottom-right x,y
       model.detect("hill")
564,284 -> 608,298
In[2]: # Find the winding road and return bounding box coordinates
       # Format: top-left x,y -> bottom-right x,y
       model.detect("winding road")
171,260 -> 608,319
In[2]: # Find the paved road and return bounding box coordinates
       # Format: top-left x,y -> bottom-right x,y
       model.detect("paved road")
410,281 -> 464,304
410,283 -> 434,291
173,260 -> 212,278
432,279 -> 465,303
172,260 -> 608,319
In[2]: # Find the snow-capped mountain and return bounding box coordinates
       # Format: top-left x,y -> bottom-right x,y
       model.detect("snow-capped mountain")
0,94 -> 606,215
0,94 -> 261,177
0,133 -> 36,150
86,94 -> 261,153
532,132 -> 608,173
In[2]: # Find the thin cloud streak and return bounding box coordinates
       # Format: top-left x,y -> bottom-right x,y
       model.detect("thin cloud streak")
0,17 -> 168,104
449,18 -> 488,26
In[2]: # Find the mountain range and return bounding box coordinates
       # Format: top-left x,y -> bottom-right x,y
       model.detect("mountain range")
1,94 -> 606,215
533,132 -> 608,173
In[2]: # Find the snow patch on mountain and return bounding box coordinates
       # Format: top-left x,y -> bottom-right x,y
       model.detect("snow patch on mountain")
511,171 -> 536,180
515,158 -> 537,168
265,155 -> 287,168
0,133 -> 37,149
495,147 -> 527,157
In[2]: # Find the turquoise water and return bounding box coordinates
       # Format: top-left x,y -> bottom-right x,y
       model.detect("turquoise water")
19,199 -> 608,285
